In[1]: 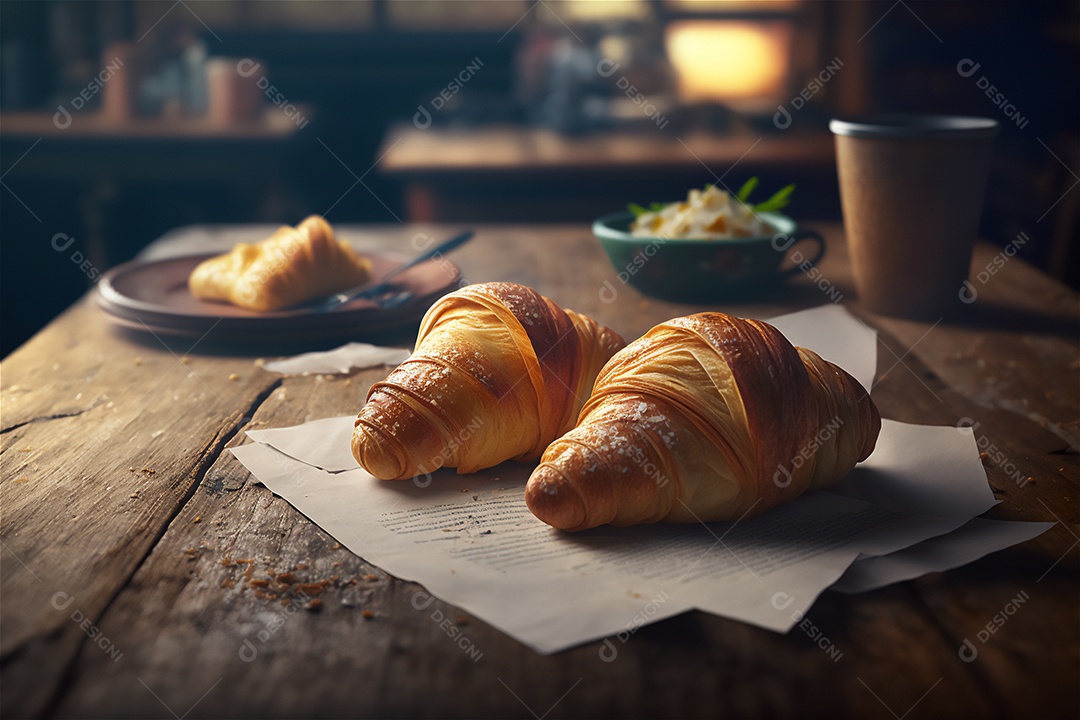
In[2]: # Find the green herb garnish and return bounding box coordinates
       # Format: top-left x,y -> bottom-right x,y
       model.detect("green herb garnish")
738,176 -> 796,212
720,177 -> 798,211
751,183 -> 796,213
629,178 -> 795,217
628,202 -> 668,218
736,177 -> 758,203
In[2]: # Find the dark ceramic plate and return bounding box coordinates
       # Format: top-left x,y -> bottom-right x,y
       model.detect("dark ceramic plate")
96,252 -> 463,342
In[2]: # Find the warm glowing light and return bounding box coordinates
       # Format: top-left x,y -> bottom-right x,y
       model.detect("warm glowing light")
559,0 -> 649,21
666,0 -> 798,10
665,21 -> 791,102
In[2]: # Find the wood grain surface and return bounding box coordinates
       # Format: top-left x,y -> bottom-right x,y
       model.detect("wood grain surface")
1,224 -> 1076,719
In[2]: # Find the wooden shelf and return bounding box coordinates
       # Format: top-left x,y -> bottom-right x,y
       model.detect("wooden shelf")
377,123 -> 837,222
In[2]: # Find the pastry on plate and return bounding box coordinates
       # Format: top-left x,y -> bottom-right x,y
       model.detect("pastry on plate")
188,215 -> 372,312
352,282 -> 625,479
525,312 -> 880,530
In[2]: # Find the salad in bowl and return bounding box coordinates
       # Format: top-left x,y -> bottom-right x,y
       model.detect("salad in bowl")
594,179 -> 823,302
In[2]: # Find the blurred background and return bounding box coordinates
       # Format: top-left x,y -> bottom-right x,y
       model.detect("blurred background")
1,0 -> 1077,356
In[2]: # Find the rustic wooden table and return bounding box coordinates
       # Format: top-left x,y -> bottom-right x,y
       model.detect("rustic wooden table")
2,223 -> 1077,719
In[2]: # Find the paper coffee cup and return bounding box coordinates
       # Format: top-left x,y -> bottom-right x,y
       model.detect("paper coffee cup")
830,116 -> 999,318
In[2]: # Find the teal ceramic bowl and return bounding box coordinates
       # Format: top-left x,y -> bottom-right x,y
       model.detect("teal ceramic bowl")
592,211 -> 825,302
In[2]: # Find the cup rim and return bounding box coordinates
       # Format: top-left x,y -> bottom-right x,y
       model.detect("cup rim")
829,114 -> 1000,139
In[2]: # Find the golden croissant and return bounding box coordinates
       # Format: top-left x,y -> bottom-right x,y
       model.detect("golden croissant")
525,312 -> 881,531
188,215 -> 372,311
352,282 -> 625,479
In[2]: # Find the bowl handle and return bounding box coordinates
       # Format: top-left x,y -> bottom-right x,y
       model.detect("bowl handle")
777,229 -> 826,279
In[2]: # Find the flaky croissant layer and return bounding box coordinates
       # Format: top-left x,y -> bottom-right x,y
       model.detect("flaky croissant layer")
188,215 -> 372,312
352,282 -> 625,480
525,312 -> 881,531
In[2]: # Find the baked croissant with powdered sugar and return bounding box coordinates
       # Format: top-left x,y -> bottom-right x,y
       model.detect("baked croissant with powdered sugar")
525,312 -> 880,531
352,282 -> 625,480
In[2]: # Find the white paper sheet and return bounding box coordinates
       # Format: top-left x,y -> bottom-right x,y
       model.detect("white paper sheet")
262,343 -> 411,376
228,303 -> 1051,653
831,517 -> 1055,593
247,416 -> 359,473
231,414 -> 1025,652
830,422 -> 997,519
767,304 -> 878,391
